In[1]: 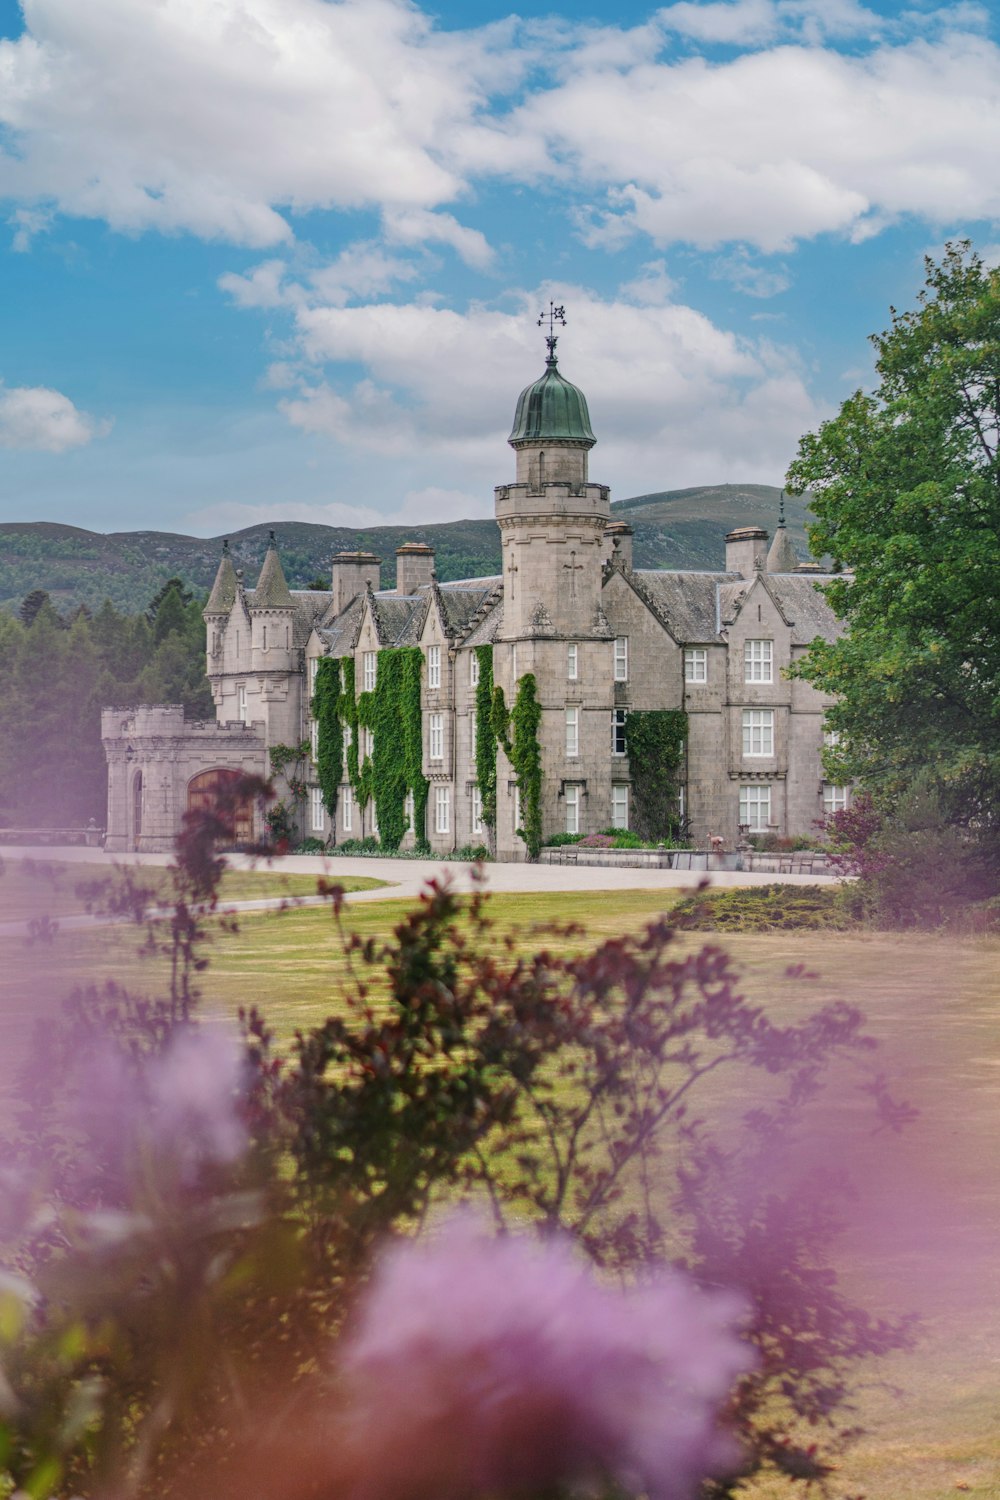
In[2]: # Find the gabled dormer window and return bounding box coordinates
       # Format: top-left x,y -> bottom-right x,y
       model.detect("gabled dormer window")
363,651 -> 377,692
744,639 -> 773,683
427,644 -> 441,689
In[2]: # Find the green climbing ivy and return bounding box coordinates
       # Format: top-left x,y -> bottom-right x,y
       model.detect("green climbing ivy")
311,657 -> 342,819
339,657 -> 361,801
338,646 -> 430,851
624,709 -> 688,841
492,672 -> 543,861
474,645 -> 497,834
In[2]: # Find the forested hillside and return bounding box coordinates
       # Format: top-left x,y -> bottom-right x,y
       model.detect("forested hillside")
0,486 -> 814,613
0,583 -> 212,828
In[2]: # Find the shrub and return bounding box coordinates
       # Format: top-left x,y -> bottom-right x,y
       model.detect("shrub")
296,836 -> 326,854
332,836 -> 382,855
545,832 -> 584,847
671,884 -> 857,932
748,832 -> 823,853
443,844 -> 492,862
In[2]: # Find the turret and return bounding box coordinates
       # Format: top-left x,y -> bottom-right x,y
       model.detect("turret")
496,308 -> 610,639
204,540 -> 237,672
249,532 -> 296,672
766,493 -> 799,573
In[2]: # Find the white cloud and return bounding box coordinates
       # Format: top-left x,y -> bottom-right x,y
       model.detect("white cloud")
0,385 -> 107,451
249,286 -> 825,496
0,1 -> 997,263
711,246 -> 790,297
0,0 -> 516,246
509,31 -> 1000,252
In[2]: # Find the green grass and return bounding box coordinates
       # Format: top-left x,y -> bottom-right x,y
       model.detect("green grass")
0,856 -> 387,925
0,881 -> 996,1500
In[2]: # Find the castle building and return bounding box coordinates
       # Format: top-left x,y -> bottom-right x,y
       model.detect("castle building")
103,338 -> 846,856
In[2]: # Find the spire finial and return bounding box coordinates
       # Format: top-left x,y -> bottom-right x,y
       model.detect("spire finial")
537,301 -> 566,365
222,538 -> 230,554
268,528 -> 277,548
777,491 -> 786,529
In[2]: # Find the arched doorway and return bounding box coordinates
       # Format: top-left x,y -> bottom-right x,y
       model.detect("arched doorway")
131,770 -> 143,844
186,769 -> 255,846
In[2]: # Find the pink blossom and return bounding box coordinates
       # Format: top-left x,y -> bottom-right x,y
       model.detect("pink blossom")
338,1214 -> 749,1500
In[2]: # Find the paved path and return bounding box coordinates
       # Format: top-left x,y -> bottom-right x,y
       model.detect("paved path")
3,846 -> 839,912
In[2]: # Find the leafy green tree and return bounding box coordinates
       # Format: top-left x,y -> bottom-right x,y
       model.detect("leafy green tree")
19,588 -> 59,628
787,242 -> 1000,858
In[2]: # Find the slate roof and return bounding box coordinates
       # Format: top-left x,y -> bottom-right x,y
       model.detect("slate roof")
205,549 -> 238,615
252,546 -> 294,609
289,590 -> 334,648
317,594 -> 366,656
461,599 -> 504,647
767,574 -> 843,644
437,579 -> 501,637
631,570 -> 741,643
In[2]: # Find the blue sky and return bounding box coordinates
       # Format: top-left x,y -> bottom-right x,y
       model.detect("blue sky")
1,0 -> 998,536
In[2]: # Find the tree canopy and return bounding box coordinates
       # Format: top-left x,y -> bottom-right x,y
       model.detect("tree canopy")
787,242 -> 1000,850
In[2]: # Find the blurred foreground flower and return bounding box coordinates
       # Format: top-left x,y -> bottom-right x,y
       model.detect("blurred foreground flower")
74,1019 -> 249,1192
338,1214 -> 750,1500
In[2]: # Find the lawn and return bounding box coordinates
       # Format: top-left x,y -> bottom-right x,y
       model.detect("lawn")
0,876 -> 997,1500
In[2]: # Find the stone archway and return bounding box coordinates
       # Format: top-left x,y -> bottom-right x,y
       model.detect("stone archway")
186,768 -> 255,846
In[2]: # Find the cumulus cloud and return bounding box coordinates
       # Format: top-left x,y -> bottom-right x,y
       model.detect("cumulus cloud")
238,285 -> 825,497
0,0 -> 515,246
512,31 -> 1000,252
0,0 -> 998,261
0,385 -> 107,452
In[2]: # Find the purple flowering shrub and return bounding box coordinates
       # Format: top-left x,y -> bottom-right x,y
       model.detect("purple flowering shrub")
0,785 -> 916,1500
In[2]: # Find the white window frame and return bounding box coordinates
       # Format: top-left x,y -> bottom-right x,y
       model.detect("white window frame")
567,643 -> 579,681
363,651 -> 377,692
237,684 -> 248,724
342,724 -> 352,759
684,648 -> 708,683
342,785 -> 353,833
565,783 -> 580,835
614,636 -> 628,682
739,783 -> 772,831
427,644 -> 441,689
742,708 -> 774,757
429,713 -> 444,761
471,786 -> 483,837
513,783 -> 521,833
435,785 -> 450,834
470,714 -> 477,762
511,644 -> 518,682
309,658 -> 319,693
744,639 -> 773,684
565,706 -> 579,758
310,786 -> 324,833
310,717 -> 319,762
612,708 -> 627,756
611,783 -> 629,830
363,727 -> 374,760
404,789 -> 415,833
470,653 -> 480,687
823,784 -> 850,816
823,726 -> 842,749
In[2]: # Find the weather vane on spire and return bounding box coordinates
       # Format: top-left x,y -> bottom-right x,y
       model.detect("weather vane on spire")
538,301 -> 566,363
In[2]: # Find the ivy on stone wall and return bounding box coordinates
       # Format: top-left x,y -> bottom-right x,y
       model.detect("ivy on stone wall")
492,672 -> 543,862
624,709 -> 688,841
311,657 -> 342,819
339,658 -> 361,801
474,645 -> 497,837
339,646 -> 430,852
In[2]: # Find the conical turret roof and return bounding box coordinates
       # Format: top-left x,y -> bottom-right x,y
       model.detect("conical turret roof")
253,533 -> 294,608
766,496 -> 800,573
204,542 -> 238,615
509,343 -> 595,446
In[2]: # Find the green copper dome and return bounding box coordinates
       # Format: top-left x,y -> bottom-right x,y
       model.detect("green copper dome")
509,346 -> 596,445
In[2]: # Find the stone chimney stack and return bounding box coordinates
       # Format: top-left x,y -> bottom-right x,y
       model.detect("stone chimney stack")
603,520 -> 634,570
396,541 -> 435,595
330,551 -> 381,615
725,526 -> 768,579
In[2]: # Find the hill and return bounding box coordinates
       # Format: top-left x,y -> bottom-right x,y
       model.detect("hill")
0,485 -> 815,614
